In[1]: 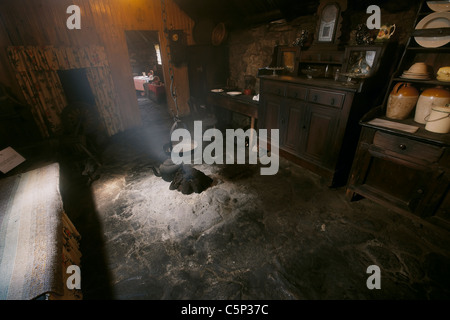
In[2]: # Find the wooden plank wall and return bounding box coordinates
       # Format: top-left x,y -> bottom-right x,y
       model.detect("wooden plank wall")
0,0 -> 194,132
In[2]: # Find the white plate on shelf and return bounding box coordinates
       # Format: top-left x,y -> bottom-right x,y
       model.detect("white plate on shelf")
227,91 -> 242,96
211,89 -> 224,93
402,73 -> 431,77
427,1 -> 450,12
414,12 -> 450,47
402,71 -> 431,74
400,75 -> 431,80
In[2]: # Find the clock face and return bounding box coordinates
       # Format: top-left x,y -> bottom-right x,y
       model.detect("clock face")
322,4 -> 338,23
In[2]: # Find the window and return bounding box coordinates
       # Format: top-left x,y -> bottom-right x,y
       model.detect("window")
154,44 -> 162,65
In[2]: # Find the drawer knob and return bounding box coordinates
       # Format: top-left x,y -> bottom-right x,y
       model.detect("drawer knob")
399,144 -> 407,150
417,189 -> 424,194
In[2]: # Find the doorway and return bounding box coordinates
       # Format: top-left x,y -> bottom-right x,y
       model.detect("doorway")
57,68 -> 96,106
125,30 -> 169,127
124,30 -> 166,102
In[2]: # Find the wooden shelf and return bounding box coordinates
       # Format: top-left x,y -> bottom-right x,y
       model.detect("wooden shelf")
412,27 -> 450,37
392,77 -> 450,86
405,45 -> 450,52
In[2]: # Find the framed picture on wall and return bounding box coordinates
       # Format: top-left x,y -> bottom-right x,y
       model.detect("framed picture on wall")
276,46 -> 300,76
342,45 -> 384,77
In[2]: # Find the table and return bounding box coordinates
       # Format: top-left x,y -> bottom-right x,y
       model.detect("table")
207,91 -> 259,145
133,76 -> 152,91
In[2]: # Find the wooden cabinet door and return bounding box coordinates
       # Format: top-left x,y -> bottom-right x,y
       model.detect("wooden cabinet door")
347,127 -> 450,217
260,94 -> 284,142
281,98 -> 307,154
301,103 -> 339,168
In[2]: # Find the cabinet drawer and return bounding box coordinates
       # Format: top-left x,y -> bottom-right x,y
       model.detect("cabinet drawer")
373,131 -> 443,164
286,85 -> 307,100
308,89 -> 344,108
264,82 -> 286,96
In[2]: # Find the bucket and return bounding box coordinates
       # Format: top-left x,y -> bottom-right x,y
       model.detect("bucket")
424,105 -> 450,133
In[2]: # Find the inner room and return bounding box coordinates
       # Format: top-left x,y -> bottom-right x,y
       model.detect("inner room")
0,0 -> 450,304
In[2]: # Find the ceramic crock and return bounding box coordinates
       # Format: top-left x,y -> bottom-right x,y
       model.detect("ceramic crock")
386,82 -> 419,120
414,86 -> 450,124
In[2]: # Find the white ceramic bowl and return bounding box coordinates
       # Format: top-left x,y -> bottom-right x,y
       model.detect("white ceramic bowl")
408,62 -> 429,74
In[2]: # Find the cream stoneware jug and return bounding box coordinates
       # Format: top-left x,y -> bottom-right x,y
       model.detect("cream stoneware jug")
414,86 -> 450,124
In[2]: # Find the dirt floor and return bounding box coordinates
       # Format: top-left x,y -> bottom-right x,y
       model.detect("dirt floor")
53,97 -> 450,300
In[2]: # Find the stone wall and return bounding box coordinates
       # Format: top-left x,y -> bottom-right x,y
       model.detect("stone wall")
226,4 -> 418,96
228,15 -> 317,94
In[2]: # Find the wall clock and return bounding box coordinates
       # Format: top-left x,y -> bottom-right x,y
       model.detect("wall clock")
318,3 -> 340,42
169,30 -> 184,45
168,30 -> 186,66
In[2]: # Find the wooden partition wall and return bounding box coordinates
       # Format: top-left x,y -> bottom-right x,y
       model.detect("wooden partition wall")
0,0 -> 194,137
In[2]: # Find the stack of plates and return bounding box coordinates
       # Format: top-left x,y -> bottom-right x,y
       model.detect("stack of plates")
400,71 -> 432,80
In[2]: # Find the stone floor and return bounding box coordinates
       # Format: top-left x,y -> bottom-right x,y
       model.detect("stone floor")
53,97 -> 450,300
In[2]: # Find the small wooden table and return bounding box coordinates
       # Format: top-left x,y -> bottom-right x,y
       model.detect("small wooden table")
207,91 -> 259,145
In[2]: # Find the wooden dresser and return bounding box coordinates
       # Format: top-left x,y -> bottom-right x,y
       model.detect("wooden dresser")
346,107 -> 450,223
258,75 -> 367,186
346,0 -> 450,229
